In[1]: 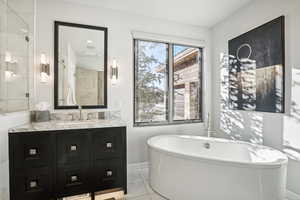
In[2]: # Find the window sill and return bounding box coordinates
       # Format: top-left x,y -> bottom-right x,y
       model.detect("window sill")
133,120 -> 203,127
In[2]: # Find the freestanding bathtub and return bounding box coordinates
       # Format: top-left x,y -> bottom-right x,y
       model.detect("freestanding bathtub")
147,135 -> 288,200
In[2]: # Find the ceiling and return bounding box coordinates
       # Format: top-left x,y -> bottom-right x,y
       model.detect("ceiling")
64,0 -> 253,27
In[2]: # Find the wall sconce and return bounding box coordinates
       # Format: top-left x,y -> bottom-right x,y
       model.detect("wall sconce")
40,53 -> 50,83
5,51 -> 17,80
5,51 -> 12,63
111,59 -> 118,85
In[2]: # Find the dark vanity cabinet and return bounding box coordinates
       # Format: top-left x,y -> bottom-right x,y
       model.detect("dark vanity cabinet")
9,127 -> 127,200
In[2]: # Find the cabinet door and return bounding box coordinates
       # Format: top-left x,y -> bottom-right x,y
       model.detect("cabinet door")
57,131 -> 90,165
12,167 -> 52,200
56,163 -> 90,197
93,159 -> 124,191
12,133 -> 53,169
92,128 -> 125,159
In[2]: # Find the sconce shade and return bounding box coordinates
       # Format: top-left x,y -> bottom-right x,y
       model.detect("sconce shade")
112,59 -> 117,68
41,53 -> 47,65
111,66 -> 118,79
41,64 -> 50,75
5,51 -> 12,63
40,53 -> 50,76
4,51 -> 17,78
111,59 -> 119,85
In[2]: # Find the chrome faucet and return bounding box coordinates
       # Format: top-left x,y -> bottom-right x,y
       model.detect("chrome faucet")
78,105 -> 83,120
207,130 -> 211,138
206,113 -> 211,138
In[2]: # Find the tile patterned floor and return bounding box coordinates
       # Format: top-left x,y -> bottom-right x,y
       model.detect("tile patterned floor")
126,164 -> 167,200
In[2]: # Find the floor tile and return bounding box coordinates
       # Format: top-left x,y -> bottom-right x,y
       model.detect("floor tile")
140,167 -> 149,181
126,180 -> 148,199
128,169 -> 143,184
144,181 -> 155,194
125,194 -> 152,200
150,193 -> 167,200
126,164 -> 167,200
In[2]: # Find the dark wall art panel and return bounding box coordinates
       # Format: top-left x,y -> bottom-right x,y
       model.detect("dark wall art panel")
228,16 -> 285,113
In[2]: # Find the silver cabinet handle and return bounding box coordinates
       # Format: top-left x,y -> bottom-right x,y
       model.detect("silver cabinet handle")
29,180 -> 37,188
29,148 -> 37,155
106,142 -> 112,148
70,145 -> 77,151
106,170 -> 113,177
71,175 -> 78,182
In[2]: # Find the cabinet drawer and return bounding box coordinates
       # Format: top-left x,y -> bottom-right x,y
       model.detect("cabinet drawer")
57,132 -> 90,165
93,159 -> 123,191
11,133 -> 53,169
12,167 -> 52,200
56,163 -> 90,197
92,128 -> 125,159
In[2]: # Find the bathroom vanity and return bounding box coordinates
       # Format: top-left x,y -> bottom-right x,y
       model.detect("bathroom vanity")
8,121 -> 127,200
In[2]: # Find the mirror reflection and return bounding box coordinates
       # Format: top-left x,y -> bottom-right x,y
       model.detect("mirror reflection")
55,22 -> 107,109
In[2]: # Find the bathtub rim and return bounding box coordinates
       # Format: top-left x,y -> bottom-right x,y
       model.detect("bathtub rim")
147,135 -> 288,169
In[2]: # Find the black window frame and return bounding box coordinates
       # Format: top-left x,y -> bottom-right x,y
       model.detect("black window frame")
133,39 -> 203,127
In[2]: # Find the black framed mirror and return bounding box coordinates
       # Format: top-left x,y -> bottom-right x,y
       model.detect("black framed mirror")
54,21 -> 107,109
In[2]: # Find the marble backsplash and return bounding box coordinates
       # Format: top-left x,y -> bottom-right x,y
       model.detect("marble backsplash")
32,110 -> 122,122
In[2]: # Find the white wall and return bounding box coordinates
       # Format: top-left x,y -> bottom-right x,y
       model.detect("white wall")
0,112 -> 30,200
35,0 -> 212,164
211,0 -> 300,194
211,0 -> 300,148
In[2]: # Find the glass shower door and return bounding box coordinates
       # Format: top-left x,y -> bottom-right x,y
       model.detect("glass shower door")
0,0 -> 29,113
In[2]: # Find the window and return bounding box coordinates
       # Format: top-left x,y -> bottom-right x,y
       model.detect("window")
134,39 -> 203,126
134,40 -> 169,123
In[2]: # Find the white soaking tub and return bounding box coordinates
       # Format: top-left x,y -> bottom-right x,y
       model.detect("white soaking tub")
147,135 -> 288,200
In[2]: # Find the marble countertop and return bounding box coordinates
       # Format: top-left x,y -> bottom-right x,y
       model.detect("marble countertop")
9,120 -> 127,133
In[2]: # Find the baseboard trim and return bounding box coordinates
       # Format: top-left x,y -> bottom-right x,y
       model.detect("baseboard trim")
287,190 -> 300,200
127,162 -> 149,171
